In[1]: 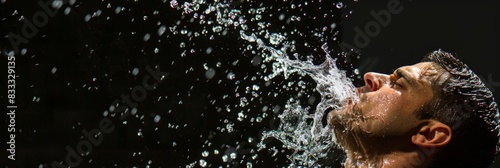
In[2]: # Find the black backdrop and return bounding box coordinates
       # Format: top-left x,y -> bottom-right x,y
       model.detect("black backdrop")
1,0 -> 499,167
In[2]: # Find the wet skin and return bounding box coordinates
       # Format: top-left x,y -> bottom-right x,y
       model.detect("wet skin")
329,62 -> 443,137
328,62 -> 451,167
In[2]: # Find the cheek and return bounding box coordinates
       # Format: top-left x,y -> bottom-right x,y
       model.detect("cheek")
356,111 -> 408,136
361,91 -> 402,116
356,91 -> 404,133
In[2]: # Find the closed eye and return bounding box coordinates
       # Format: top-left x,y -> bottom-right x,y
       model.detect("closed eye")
390,79 -> 403,88
396,70 -> 404,79
390,69 -> 406,88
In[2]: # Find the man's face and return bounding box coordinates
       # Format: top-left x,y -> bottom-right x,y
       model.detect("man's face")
329,62 -> 445,140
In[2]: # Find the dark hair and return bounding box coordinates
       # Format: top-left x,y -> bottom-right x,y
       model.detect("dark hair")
417,50 -> 500,168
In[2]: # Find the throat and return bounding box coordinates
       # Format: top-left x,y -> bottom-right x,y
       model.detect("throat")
344,151 -> 428,168
335,130 -> 424,168
343,151 -> 382,168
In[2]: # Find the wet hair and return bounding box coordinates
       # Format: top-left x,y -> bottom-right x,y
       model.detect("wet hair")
417,50 -> 500,168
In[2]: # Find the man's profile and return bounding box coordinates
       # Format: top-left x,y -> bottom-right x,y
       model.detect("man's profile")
328,50 -> 500,167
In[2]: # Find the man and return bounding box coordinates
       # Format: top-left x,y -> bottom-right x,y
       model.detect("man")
328,50 -> 500,167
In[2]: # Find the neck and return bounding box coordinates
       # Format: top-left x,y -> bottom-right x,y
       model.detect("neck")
343,150 -> 430,168
335,130 -> 431,168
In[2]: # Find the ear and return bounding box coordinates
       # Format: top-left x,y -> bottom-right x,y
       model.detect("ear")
411,120 -> 452,148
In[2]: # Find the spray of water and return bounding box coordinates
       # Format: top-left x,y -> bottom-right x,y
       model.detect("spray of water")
167,0 -> 360,167
240,30 -> 359,166
4,0 -> 360,166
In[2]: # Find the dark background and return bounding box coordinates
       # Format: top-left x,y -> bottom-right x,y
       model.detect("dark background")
1,0 -> 499,167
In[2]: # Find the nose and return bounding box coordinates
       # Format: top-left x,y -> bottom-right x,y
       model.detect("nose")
363,72 -> 390,91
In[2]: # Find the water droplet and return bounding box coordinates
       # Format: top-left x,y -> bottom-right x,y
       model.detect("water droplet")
205,47 -> 212,54
279,13 -> 285,20
132,68 -> 139,76
115,6 -> 123,14
64,7 -> 71,15
205,68 -> 216,79
51,0 -> 63,9
262,106 -> 268,112
308,96 -> 316,105
108,105 -> 115,112
103,110 -> 108,117
202,150 -> 209,157
131,108 -> 138,115
272,105 -> 280,113
336,2 -> 344,9
158,25 -> 167,36
143,33 -> 151,41
84,14 -> 91,22
230,152 -> 237,159
170,0 -> 178,8
222,155 -> 228,162
227,72 -> 235,80
330,23 -> 337,29
154,115 -> 161,122
237,111 -> 245,121
251,55 -> 262,66
212,26 -> 222,33
199,159 -> 207,167
51,67 -> 57,74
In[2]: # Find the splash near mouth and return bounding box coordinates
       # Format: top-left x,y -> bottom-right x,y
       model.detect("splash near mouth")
240,31 -> 359,166
167,0 -> 360,167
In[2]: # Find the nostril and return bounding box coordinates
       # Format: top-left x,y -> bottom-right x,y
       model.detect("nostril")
366,80 -> 376,91
363,72 -> 381,91
366,78 -> 378,91
366,79 -> 374,91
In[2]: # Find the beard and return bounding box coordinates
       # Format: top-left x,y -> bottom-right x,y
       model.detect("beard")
327,103 -> 364,148
328,103 -> 364,131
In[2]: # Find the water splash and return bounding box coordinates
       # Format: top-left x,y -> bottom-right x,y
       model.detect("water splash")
241,31 -> 359,166
6,0 -> 360,166
166,0 -> 359,166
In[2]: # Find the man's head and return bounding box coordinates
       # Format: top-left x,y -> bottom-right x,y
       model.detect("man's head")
328,50 -> 500,167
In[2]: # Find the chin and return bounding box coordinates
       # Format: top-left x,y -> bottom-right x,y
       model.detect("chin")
328,108 -> 355,131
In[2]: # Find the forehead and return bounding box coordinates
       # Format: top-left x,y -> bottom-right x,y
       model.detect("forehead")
415,62 -> 441,75
400,62 -> 447,86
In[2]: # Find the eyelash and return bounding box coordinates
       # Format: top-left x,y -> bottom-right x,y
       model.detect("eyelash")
390,80 -> 402,88
390,70 -> 404,88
